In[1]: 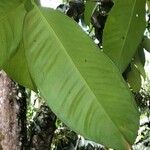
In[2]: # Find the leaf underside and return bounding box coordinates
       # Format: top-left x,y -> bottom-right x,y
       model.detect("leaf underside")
0,0 -> 26,67
23,6 -> 139,149
3,42 -> 36,91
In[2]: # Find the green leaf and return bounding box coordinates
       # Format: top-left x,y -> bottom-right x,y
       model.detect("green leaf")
23,5 -> 139,149
84,0 -> 96,26
127,64 -> 141,92
3,42 -> 37,91
133,46 -> 146,79
0,0 -> 26,68
103,0 -> 146,72
137,44 -> 145,66
142,36 -> 150,52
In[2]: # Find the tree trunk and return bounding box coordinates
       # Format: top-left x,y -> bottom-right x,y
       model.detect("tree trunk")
0,71 -> 27,150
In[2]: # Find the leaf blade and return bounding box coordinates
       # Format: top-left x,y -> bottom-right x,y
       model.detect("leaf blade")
127,64 -> 142,92
3,42 -> 37,91
23,6 -> 139,149
103,0 -> 146,72
0,0 -> 26,68
134,47 -> 146,80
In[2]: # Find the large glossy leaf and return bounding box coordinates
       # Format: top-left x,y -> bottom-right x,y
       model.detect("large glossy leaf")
103,0 -> 145,72
3,42 -> 36,91
0,0 -> 26,68
23,5 -> 139,149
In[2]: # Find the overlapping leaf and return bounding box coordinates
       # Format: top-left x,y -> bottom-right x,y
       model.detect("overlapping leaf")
137,44 -> 146,66
3,42 -> 36,91
103,0 -> 146,72
142,36 -> 150,52
134,47 -> 146,80
22,5 -> 139,149
0,0 -> 26,68
125,46 -> 145,92
127,63 -> 142,92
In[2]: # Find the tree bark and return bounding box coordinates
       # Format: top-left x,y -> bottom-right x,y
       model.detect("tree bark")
0,71 -> 27,150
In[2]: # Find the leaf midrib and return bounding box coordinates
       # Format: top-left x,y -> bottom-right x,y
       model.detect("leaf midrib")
34,5 -> 130,145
